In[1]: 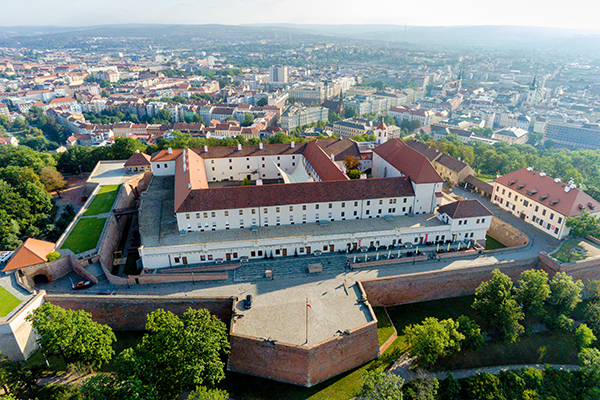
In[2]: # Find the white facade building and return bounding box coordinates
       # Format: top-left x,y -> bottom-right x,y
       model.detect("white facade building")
139,138 -> 492,269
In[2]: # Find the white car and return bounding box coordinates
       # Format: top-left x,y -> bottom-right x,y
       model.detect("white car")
0,251 -> 14,263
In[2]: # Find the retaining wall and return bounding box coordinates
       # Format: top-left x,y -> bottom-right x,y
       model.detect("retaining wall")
21,255 -> 96,284
539,252 -> 600,282
228,320 -> 379,387
360,258 -> 538,307
43,294 -> 234,331
0,291 -> 45,361
487,217 -> 528,248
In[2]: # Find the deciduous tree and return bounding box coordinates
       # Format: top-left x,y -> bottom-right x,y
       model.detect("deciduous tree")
404,317 -> 464,367
472,269 -> 524,343
356,369 -> 404,400
26,303 -> 116,369
514,269 -> 551,318
548,272 -> 583,315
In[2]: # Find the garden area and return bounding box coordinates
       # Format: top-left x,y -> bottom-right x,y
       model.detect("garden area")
552,238 -> 599,263
83,185 -> 120,216
60,218 -> 106,254
484,235 -> 506,250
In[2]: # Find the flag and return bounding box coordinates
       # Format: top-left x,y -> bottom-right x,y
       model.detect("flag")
306,300 -> 312,309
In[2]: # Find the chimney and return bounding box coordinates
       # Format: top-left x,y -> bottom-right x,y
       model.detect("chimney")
291,141 -> 295,148
237,143 -> 242,151
168,147 -> 172,154
360,174 -> 367,179
256,179 -> 263,186
330,153 -> 335,161
204,145 -> 208,153
259,142 -> 263,150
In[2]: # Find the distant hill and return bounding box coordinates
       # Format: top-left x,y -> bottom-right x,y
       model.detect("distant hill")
1,23 -> 599,55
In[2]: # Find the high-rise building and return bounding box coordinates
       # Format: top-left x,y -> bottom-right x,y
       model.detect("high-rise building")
269,65 -> 288,84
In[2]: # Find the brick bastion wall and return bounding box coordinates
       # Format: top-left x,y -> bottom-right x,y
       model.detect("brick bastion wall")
228,290 -> 380,387
360,258 -> 538,307
539,252 -> 600,282
44,295 -> 235,331
487,216 -> 529,248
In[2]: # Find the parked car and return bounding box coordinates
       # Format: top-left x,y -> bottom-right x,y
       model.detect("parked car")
0,251 -> 14,263
72,280 -> 93,290
244,294 -> 253,310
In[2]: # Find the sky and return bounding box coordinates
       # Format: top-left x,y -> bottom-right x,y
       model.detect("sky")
1,0 -> 598,31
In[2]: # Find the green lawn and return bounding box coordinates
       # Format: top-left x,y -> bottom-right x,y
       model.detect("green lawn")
475,173 -> 496,181
485,235 -> 507,250
61,218 -> 106,254
373,307 -> 396,346
83,185 -> 120,216
0,287 -> 21,317
553,239 -> 591,263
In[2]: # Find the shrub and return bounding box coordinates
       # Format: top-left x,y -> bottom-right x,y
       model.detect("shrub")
46,251 -> 60,262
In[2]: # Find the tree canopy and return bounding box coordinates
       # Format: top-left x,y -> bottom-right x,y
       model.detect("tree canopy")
115,308 -> 230,399
472,269 -> 524,343
26,303 -> 116,369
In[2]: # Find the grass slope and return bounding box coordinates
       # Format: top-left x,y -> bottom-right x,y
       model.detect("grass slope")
83,185 -> 120,216
0,287 -> 21,317
61,218 -> 106,254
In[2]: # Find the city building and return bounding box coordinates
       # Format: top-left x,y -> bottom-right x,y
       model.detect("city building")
139,138 -> 492,269
544,122 -> 600,150
269,65 -> 288,84
280,105 -> 328,132
493,127 -> 529,145
492,167 -> 600,239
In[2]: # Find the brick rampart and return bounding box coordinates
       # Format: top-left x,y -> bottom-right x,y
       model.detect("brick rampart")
228,320 -> 379,387
487,217 -> 529,248
360,259 -> 538,307
44,295 -> 234,331
539,252 -> 600,282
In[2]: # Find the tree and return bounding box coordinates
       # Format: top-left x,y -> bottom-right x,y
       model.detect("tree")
192,113 -> 205,124
26,303 -> 116,369
472,269 -> 524,343
80,374 -> 158,400
241,177 -> 251,186
456,315 -> 484,352
343,155 -> 360,171
39,166 -> 67,196
574,324 -> 597,350
188,386 -> 229,400
465,372 -> 505,400
347,169 -> 361,179
115,308 -> 230,399
579,348 -> 600,385
256,97 -> 268,107
515,269 -> 551,318
100,90 -> 110,98
567,210 -> 600,238
548,272 -> 583,315
404,317 -> 464,366
241,113 -> 254,127
110,137 -> 146,160
356,369 -> 404,400
438,374 -> 461,400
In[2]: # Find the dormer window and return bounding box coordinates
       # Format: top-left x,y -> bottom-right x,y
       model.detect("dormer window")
539,194 -> 549,201
508,180 -> 516,186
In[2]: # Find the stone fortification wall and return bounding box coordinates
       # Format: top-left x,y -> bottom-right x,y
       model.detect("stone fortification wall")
228,321 -> 378,387
539,252 -> 600,282
360,259 -> 537,307
487,217 -> 529,248
21,255 -> 97,285
0,291 -> 45,361
44,295 -> 234,331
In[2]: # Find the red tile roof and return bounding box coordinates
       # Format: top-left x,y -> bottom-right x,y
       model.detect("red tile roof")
176,176 -> 415,213
3,238 -> 55,272
174,149 -> 208,213
124,151 -> 151,167
373,139 -> 443,184
494,168 -> 600,217
302,140 -> 349,182
152,148 -> 184,162
437,199 -> 493,219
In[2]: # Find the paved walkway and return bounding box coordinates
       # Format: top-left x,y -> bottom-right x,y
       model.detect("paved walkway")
391,361 -> 581,383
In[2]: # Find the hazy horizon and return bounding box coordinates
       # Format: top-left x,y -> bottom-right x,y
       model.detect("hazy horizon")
1,0 -> 598,32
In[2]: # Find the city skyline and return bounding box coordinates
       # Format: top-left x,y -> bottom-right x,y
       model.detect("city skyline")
1,0 -> 598,32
